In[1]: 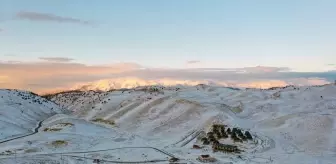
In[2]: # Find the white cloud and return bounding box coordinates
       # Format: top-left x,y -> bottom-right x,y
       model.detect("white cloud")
186,60 -> 201,64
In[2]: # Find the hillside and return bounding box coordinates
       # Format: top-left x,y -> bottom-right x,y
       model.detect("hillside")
0,85 -> 335,163
0,90 -> 165,164
45,84 -> 336,163
0,89 -> 64,141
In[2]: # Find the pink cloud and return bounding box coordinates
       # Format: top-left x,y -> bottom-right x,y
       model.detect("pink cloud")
186,60 -> 201,64
0,61 -> 141,93
0,60 -> 332,94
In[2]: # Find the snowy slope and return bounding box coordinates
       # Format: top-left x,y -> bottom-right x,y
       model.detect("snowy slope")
0,89 -> 64,141
0,85 -> 335,164
0,114 -> 175,164
0,89 -> 176,164
47,84 -> 336,163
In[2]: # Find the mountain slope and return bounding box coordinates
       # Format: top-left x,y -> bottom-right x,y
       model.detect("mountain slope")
47,84 -> 336,162
0,89 -> 64,141
2,85 -> 334,163
0,90 -> 163,163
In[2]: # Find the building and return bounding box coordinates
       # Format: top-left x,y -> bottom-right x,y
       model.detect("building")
92,159 -> 100,164
193,144 -> 202,149
197,154 -> 216,163
169,157 -> 179,163
212,143 -> 240,153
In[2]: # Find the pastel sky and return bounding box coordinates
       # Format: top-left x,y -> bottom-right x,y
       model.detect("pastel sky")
0,0 -> 336,93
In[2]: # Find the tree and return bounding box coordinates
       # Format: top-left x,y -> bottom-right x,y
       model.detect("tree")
207,132 -> 214,136
231,132 -> 238,140
227,128 -> 231,134
220,128 -> 226,135
209,138 -> 218,143
240,135 -> 247,141
236,129 -> 243,137
215,132 -> 222,139
238,132 -> 244,138
222,133 -> 228,139
245,131 -> 253,140
232,128 -> 238,133
233,137 -> 242,143
203,140 -> 210,145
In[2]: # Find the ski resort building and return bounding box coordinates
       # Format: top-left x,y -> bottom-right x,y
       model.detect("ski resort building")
212,143 -> 240,153
197,154 -> 216,163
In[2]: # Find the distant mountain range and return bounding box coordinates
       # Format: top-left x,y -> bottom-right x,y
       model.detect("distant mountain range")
68,77 -> 330,92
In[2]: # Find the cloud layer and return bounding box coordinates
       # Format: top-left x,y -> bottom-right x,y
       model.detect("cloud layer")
186,60 -> 201,64
15,11 -> 92,25
0,60 -> 334,94
39,57 -> 74,62
0,61 -> 140,93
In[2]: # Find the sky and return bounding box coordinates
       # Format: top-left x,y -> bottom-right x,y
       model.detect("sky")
0,0 -> 336,93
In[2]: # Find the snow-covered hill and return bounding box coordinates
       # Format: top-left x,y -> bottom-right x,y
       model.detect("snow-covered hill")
0,89 -> 64,141
46,84 -> 336,163
0,90 -> 160,164
1,85 -> 335,163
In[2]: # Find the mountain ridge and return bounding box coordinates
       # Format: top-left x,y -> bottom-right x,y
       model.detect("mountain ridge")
39,77 -> 331,95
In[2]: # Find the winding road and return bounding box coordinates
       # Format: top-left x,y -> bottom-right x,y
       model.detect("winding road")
0,120 -> 44,144
0,147 -> 176,158
0,117 -> 179,163
0,147 -> 178,164
62,155 -> 168,164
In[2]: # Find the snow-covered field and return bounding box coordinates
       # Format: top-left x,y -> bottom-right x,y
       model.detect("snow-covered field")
0,84 -> 335,163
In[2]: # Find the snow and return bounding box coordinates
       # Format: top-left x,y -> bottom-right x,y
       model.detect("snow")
0,89 -> 63,141
69,77 -> 330,92
1,84 -> 336,163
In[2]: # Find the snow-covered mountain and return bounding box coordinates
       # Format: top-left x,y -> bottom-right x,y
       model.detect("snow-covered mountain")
69,77 -> 330,92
